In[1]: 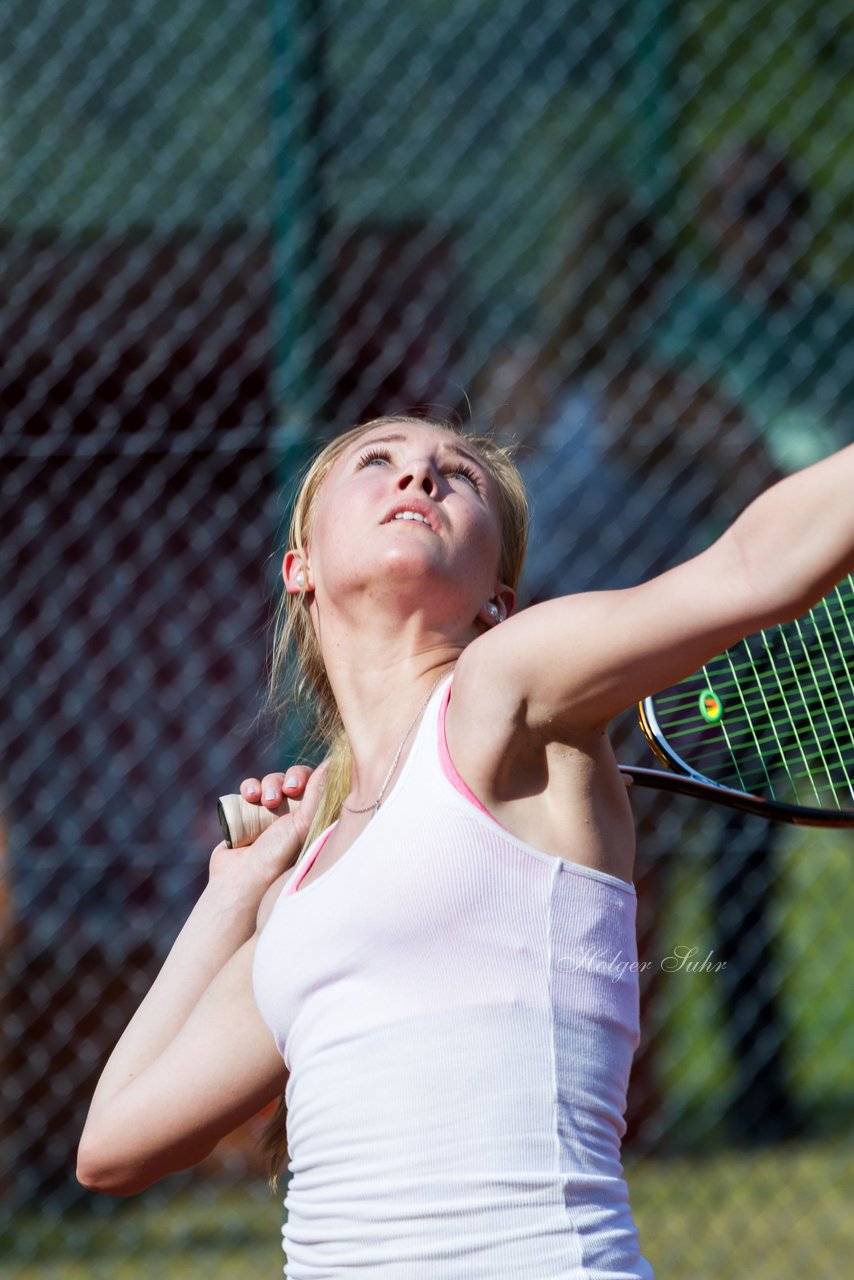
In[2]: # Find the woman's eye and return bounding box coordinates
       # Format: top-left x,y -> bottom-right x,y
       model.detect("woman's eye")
356,447 -> 391,468
448,465 -> 482,492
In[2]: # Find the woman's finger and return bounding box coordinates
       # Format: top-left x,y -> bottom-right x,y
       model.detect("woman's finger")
287,759 -> 330,841
240,766 -> 315,809
280,765 -> 314,796
258,772 -> 287,806
263,766 -> 315,806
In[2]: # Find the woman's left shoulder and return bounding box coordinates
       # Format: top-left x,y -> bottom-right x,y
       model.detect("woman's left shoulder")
449,635 -> 523,737
444,632 -> 630,862
445,630 -> 568,789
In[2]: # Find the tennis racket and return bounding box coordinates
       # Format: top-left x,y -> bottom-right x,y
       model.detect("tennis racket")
624,572 -> 854,827
219,573 -> 854,844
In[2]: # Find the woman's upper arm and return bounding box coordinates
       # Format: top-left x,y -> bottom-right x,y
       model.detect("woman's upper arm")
77,933 -> 286,1195
467,535 -> 776,733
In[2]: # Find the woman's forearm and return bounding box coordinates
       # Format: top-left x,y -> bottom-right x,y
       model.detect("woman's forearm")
726,440 -> 854,624
86,875 -> 263,1113
77,881 -> 288,1194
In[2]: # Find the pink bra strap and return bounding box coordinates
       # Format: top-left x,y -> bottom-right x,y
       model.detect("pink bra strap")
285,824 -> 336,896
437,679 -> 508,827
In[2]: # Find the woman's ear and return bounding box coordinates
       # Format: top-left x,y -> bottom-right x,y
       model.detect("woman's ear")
477,584 -> 516,627
283,550 -> 312,594
496,584 -> 516,621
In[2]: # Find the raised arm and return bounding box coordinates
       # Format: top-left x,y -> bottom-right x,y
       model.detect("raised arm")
462,441 -> 854,734
77,762 -> 327,1195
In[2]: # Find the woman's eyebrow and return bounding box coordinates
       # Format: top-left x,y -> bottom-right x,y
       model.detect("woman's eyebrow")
349,433 -> 407,454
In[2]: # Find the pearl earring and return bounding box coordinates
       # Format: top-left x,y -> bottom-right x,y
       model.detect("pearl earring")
487,603 -> 499,620
296,571 -> 305,587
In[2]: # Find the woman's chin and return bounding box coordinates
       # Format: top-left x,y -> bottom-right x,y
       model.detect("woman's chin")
325,544 -> 479,611
370,543 -> 450,581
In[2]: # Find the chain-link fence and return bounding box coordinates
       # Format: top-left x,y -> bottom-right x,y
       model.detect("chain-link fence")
2,1 -> 853,1276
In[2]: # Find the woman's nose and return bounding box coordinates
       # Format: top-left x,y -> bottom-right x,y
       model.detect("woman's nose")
396,458 -> 439,495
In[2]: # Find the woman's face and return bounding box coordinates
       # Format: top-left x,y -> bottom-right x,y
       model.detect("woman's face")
297,422 -> 510,630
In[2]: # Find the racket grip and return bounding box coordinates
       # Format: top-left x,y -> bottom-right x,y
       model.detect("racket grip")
217,794 -> 287,848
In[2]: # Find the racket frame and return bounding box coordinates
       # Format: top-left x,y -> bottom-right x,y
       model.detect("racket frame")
635,696 -> 854,827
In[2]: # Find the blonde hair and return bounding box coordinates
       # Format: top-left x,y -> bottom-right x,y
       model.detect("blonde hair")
261,413 -> 529,1182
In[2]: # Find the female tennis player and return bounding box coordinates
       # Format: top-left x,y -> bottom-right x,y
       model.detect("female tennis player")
78,415 -> 854,1278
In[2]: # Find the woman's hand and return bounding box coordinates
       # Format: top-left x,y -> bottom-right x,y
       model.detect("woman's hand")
209,761 -> 327,892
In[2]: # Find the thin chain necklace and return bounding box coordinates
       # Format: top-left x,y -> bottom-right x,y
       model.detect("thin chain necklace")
340,669 -> 451,818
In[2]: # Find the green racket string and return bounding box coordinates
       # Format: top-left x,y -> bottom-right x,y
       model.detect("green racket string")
758,624 -> 827,804
804,606 -> 854,791
782,617 -> 848,802
647,573 -> 854,811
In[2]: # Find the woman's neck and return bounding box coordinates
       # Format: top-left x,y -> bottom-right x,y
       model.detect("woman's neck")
325,642 -> 460,803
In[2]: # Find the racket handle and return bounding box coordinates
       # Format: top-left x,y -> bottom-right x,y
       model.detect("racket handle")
217,794 -> 288,848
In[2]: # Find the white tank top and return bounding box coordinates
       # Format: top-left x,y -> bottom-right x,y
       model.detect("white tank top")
253,674 -> 654,1279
